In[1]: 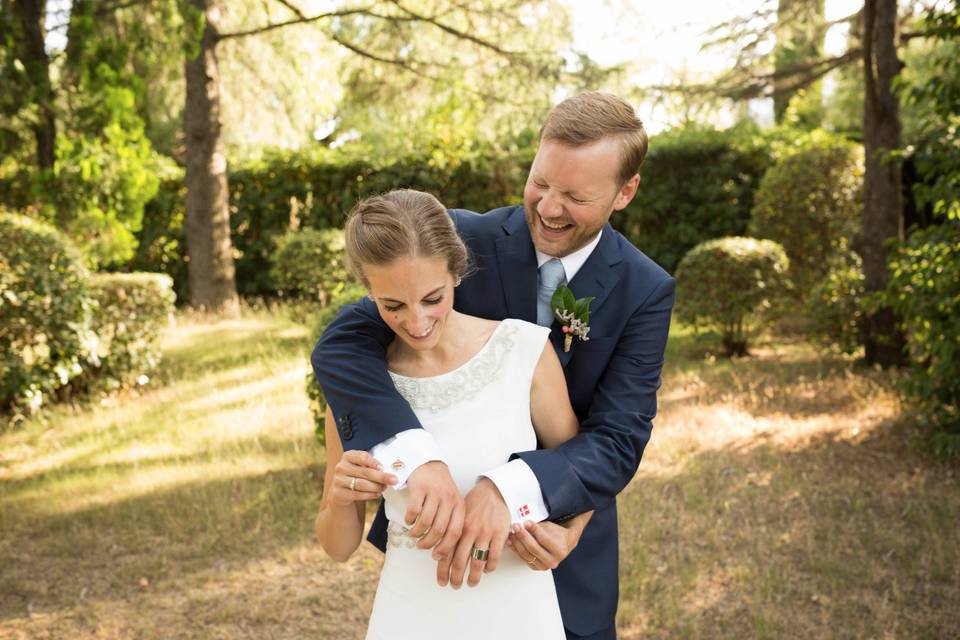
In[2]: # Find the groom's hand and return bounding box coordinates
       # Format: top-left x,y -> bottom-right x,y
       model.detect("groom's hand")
441,477 -> 510,589
404,461 -> 464,553
507,511 -> 593,570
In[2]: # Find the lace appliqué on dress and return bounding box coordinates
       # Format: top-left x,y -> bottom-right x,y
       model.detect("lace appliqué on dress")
387,521 -> 419,549
388,323 -> 517,413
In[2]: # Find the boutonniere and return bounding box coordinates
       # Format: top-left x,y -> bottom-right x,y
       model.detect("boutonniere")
551,284 -> 593,352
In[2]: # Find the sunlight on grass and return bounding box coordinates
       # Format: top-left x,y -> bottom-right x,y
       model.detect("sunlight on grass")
1,309 -> 320,520
615,323 -> 959,639
2,315 -> 957,639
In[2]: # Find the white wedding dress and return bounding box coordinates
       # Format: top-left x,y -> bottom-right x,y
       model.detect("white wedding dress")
365,319 -> 566,640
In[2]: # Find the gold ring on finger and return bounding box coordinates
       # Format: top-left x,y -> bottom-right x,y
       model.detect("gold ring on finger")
526,555 -> 538,565
349,477 -> 357,491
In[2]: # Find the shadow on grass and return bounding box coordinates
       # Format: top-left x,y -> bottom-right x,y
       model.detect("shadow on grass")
617,419 -> 960,640
663,327 -> 889,420
0,465 -> 328,619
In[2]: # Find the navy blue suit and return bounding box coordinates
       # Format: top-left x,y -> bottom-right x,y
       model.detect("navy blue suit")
311,205 -> 675,638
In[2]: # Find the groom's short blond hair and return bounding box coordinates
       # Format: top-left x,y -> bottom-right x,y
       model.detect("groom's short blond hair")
540,91 -> 648,186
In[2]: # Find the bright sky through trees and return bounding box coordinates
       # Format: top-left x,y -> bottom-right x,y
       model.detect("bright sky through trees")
565,0 -> 865,131
43,0 -> 865,136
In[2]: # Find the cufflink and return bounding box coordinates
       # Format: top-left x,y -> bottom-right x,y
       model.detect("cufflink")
518,504 -> 531,518
391,459 -> 405,470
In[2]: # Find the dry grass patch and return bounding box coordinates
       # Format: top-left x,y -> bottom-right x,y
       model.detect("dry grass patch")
0,309 -> 382,639
617,327 -> 960,639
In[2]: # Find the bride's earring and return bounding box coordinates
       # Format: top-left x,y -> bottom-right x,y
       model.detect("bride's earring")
455,276 -> 462,287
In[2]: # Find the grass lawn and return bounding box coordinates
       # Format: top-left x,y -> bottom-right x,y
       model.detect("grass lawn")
1,312 -> 957,639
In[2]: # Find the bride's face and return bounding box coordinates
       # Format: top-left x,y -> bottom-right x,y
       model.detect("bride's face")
364,255 -> 456,351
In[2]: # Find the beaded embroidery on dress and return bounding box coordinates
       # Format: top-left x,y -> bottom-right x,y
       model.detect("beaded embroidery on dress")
365,319 -> 566,640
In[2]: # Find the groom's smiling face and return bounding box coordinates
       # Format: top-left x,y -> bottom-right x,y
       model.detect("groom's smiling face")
524,137 -> 639,258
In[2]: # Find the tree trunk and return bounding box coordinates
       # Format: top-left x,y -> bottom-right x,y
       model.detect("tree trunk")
860,0 -> 905,366
183,0 -> 239,314
13,0 -> 55,169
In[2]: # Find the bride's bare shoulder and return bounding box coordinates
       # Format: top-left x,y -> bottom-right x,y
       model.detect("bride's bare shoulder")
459,314 -> 501,342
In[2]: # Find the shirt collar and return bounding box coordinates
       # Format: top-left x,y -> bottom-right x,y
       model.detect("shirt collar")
535,229 -> 603,282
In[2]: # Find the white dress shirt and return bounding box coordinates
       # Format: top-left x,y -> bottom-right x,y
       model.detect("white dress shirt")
371,229 -> 604,524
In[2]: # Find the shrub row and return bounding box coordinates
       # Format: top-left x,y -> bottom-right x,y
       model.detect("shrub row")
133,128 -> 778,300
612,126 -> 775,274
133,148 -> 534,301
1,211 -> 174,416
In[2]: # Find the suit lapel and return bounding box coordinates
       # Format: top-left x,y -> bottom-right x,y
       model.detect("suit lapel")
495,213 -> 623,367
495,208 -> 538,322
549,225 -> 623,367
567,224 -> 622,317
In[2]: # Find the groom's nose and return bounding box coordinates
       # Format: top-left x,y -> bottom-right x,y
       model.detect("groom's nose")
537,190 -> 563,218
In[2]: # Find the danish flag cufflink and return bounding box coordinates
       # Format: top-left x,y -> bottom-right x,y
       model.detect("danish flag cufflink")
518,504 -> 530,518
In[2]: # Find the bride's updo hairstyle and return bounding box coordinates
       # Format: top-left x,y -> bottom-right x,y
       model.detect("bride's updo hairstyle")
344,189 -> 471,287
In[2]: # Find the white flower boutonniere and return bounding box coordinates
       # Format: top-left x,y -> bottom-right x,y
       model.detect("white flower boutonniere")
550,284 -> 593,352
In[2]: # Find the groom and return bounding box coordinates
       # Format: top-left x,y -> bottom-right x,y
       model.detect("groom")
312,91 -> 674,639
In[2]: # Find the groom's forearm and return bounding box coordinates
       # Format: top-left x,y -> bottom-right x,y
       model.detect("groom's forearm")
311,299 -> 424,451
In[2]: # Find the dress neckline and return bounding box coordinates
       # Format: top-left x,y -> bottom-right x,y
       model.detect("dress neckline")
388,319 -> 509,381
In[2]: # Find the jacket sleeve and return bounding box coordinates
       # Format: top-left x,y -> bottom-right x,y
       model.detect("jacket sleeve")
310,296 -> 423,450
513,274 -> 675,520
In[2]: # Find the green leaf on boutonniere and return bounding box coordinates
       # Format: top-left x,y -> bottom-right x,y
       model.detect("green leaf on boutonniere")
550,284 -> 594,352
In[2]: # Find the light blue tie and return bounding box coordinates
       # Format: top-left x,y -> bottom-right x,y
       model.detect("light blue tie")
537,258 -> 566,326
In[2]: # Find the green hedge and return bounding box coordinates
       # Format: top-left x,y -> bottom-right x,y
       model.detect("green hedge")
270,227 -> 353,320
675,236 -> 791,357
749,131 -> 863,295
134,128 -> 777,299
73,272 -> 176,394
1,212 -> 95,414
134,149 -> 533,301
613,126 -> 774,274
884,224 -> 960,455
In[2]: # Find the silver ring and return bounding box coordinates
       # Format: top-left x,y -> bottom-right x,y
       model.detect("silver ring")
349,477 -> 357,491
471,547 -> 489,562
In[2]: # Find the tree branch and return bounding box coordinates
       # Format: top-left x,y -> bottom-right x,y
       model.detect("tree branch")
272,0 -> 308,21
217,7 -> 386,41
385,0 -> 520,58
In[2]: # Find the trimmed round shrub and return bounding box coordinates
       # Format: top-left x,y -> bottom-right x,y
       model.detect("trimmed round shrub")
804,252 -> 865,354
884,224 -> 960,455
749,131 -> 863,295
0,212 -> 95,414
73,272 -> 176,393
270,228 -> 353,313
676,236 -> 791,357
305,280 -> 368,448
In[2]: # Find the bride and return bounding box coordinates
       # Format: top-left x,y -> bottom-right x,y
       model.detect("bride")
313,189 -> 581,639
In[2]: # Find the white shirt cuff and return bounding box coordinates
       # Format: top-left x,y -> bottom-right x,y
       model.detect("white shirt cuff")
482,459 -> 549,524
370,429 -> 447,489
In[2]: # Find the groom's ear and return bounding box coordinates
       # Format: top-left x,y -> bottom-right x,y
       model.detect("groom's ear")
612,174 -> 640,211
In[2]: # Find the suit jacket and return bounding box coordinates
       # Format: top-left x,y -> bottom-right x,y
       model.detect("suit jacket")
311,205 -> 675,636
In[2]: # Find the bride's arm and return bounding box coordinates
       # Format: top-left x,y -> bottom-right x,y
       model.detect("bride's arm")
509,343 -> 593,569
530,342 -> 579,448
315,406 -> 397,562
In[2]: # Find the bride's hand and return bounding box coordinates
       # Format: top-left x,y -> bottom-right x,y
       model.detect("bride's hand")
329,450 -> 397,507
